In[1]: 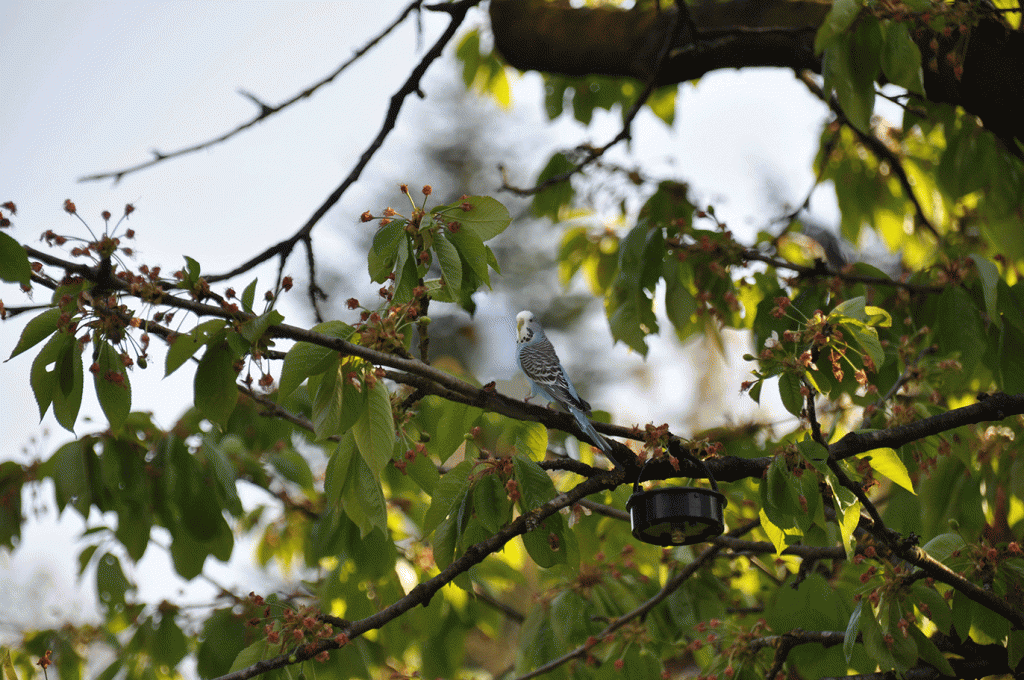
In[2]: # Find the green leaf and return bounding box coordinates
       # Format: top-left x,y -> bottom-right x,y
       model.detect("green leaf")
920,532 -> 967,565
823,24 -> 879,134
1009,629 -> 1024,670
197,606 -> 249,675
49,439 -> 90,514
240,277 -> 258,314
368,220 -> 407,282
999,321 -> 1024,394
512,454 -> 557,511
778,372 -> 805,418
758,508 -> 787,554
327,434 -> 388,537
165,320 -> 226,377
433,231 -> 463,294
858,600 -> 897,670
607,221 -> 663,355
815,0 -> 862,52
532,153 -> 575,221
392,239 -> 417,304
447,228 -> 492,288
423,460 -> 473,535
838,498 -> 861,561
203,439 -> 243,516
194,341 -> 239,429
521,512 -> 569,568
415,396 -> 482,464
456,29 -> 481,89
765,455 -> 801,518
444,196 -> 511,241
0,231 -> 31,285
152,615 -> 188,668
278,320 -> 353,400
844,599 -> 863,663
239,309 -> 284,344
936,285 -> 985,378
859,447 -> 915,494
96,552 -> 134,609
665,262 -> 698,338
93,340 -> 131,431
311,359 -> 345,440
228,641 -> 272,673
512,420 -> 548,461
473,473 -> 511,533
846,322 -> 885,369
970,254 -> 1000,326
908,624 -> 954,675
831,296 -> 867,320
30,331 -> 83,432
182,255 -> 202,283
269,449 -> 314,491
7,307 -> 60,359
352,380 -> 395,481
881,21 -> 925,94
911,581 -> 952,634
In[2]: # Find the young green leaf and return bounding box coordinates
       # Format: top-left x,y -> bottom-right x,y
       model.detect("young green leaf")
240,278 -> 258,314
512,454 -> 557,511
881,21 -> 925,95
0,231 -> 32,286
93,340 -> 131,432
166,320 -> 227,376
859,447 -> 915,494
368,220 -> 407,282
239,309 -> 284,344
30,332 -> 83,432
422,460 -> 472,535
7,307 -> 60,359
447,228 -> 492,288
278,320 -> 353,400
269,449 -> 315,492
352,380 -> 395,481
444,196 -> 511,241
433,231 -> 463,295
778,372 -> 805,418
194,341 -> 239,429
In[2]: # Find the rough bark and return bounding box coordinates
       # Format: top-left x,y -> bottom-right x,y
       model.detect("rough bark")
489,0 -> 1024,150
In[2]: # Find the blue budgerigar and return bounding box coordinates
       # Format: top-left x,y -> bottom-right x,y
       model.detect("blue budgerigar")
516,310 -> 613,454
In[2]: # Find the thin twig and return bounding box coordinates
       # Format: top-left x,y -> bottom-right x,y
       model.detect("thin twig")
203,0 -> 482,290
79,1 -> 426,184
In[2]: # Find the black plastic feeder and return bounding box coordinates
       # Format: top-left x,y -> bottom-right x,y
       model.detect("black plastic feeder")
626,458 -> 726,546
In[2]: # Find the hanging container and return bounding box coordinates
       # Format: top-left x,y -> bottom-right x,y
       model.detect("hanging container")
625,457 -> 726,546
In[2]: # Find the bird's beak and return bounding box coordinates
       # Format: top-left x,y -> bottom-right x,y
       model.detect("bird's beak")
517,317 -> 524,334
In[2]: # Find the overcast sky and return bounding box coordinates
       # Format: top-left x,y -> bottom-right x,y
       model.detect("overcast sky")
0,0 -> 841,659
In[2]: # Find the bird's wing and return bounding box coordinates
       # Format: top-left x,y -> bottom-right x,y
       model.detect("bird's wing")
518,336 -> 591,413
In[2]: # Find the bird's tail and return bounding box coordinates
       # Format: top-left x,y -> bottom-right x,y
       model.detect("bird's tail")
570,406 -> 613,454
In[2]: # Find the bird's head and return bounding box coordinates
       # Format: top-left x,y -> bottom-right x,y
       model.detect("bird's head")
516,310 -> 537,343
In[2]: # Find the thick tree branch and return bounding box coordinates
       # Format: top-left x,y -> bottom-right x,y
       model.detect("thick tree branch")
488,0 -> 1024,150
500,0 -> 683,196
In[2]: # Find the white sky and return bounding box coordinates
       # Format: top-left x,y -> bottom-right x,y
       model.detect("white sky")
0,0 -> 846,664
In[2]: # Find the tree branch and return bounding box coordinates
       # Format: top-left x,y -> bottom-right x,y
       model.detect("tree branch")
212,468 -> 626,680
201,0 -> 481,290
78,0 -> 426,184
512,518 -> 761,680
